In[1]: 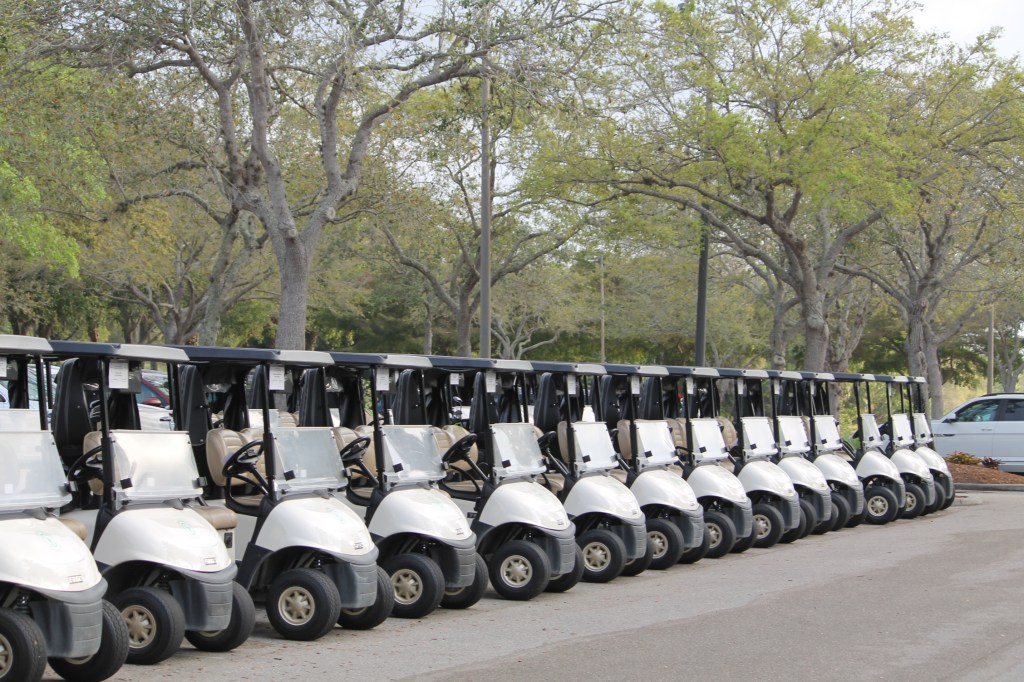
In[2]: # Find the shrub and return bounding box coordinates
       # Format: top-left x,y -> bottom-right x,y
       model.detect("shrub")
981,456 -> 1003,469
946,452 -> 981,465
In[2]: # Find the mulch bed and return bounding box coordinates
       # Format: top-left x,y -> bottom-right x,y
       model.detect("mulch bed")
947,462 -> 1024,485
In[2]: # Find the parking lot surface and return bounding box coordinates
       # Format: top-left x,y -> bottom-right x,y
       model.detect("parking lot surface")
59,491 -> 1024,682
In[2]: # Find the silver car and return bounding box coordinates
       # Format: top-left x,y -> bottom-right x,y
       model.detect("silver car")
931,394 -> 1024,473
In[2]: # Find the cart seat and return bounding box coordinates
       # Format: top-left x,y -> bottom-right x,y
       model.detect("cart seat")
334,425 -> 377,479
206,427 -> 266,487
434,425 -> 478,473
540,472 -> 566,493
615,419 -> 633,460
58,516 -> 88,541
81,432 -> 106,497
608,468 -> 628,484
719,417 -> 738,449
190,505 -> 238,531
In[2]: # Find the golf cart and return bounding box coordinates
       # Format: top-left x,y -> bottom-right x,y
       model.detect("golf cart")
775,372 -> 865,530
529,361 -> 648,582
642,366 -> 752,559
316,353 -> 481,616
875,376 -> 939,517
424,356 -> 579,598
830,373 -> 907,524
906,376 -> 955,510
594,364 -> 705,568
174,346 -> 389,640
0,335 -> 128,682
49,341 -> 253,664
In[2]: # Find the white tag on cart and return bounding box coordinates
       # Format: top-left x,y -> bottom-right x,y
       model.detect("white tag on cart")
809,381 -> 817,396
737,379 -> 746,395
450,373 -> 463,386
0,358 -> 6,376
375,367 -> 390,392
630,376 -> 640,395
485,371 -> 497,394
566,374 -> 577,395
686,377 -> 694,395
109,360 -> 129,389
268,364 -> 286,391
772,379 -> 781,395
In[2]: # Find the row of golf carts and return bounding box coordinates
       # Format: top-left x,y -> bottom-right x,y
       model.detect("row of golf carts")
0,335 -> 954,681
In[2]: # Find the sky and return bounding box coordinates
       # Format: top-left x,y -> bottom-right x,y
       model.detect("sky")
914,0 -> 1024,58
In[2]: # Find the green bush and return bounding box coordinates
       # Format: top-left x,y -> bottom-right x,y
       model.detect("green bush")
945,452 -> 981,465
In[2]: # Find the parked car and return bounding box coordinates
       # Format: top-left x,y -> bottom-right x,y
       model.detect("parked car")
140,369 -> 171,407
931,394 -> 1024,473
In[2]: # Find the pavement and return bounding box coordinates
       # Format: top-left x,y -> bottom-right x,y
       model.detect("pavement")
52,490 -> 1024,682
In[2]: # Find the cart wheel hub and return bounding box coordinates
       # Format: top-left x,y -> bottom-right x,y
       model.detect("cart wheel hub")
122,605 -> 158,648
583,541 -> 611,570
278,586 -> 315,625
500,555 -> 532,586
706,523 -> 722,548
391,569 -> 424,604
868,495 -> 889,516
754,514 -> 771,539
649,530 -> 668,559
0,632 -> 12,675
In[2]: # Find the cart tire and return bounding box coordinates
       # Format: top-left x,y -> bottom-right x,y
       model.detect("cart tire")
111,586 -> 185,665
578,529 -> 628,583
49,600 -> 128,682
730,526 -> 755,553
864,485 -> 900,525
0,608 -> 47,682
337,567 -> 394,630
702,510 -> 737,558
646,517 -> 686,570
620,536 -> 653,577
545,545 -> 584,593
441,554 -> 488,609
184,582 -> 254,653
779,502 -> 809,544
384,553 -> 445,619
797,499 -> 817,538
940,480 -> 956,510
902,482 -> 927,519
828,493 -> 851,532
489,540 -> 551,600
751,502 -> 785,548
266,569 -> 341,641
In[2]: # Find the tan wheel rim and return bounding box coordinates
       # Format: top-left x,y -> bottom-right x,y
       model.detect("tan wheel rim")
0,632 -> 12,677
583,541 -> 611,570
649,530 -> 669,559
500,554 -> 532,587
122,605 -> 158,649
706,523 -> 723,548
278,586 -> 315,626
391,569 -> 424,605
868,495 -> 889,516
905,492 -> 917,510
754,514 -> 771,540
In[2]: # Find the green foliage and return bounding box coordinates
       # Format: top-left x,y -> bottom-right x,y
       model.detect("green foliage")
946,452 -> 981,466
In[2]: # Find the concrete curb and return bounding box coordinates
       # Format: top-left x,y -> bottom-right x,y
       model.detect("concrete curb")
953,483 -> 1024,492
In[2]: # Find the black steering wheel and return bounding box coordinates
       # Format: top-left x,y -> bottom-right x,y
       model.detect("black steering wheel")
222,440 -> 264,480
442,434 -> 477,464
338,436 -> 371,465
67,445 -> 104,485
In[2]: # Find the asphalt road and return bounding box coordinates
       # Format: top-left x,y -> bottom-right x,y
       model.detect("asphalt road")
55,491 -> 1024,682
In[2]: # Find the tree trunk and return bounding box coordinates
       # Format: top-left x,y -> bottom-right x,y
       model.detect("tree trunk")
455,292 -> 473,357
422,297 -> 434,355
923,334 -> 944,418
801,292 -> 829,372
275,243 -> 312,350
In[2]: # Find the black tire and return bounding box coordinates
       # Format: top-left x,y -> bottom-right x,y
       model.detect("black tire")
702,510 -> 737,559
797,499 -> 817,539
0,608 -> 47,682
384,553 -> 445,619
184,582 -> 255,653
488,539 -> 551,600
846,497 -> 867,527
751,502 -> 785,549
266,568 -> 341,641
337,567 -> 394,630
779,503 -> 808,544
49,600 -> 128,682
730,527 -> 755,553
864,485 -> 900,525
441,554 -> 488,609
812,500 -> 836,534
829,493 -> 851,532
678,525 -> 710,564
926,480 -> 943,514
111,586 -> 185,665
620,536 -> 653,577
902,482 -> 927,519
545,545 -> 584,593
646,517 -> 686,570
578,529 -> 628,583
940,478 -> 956,510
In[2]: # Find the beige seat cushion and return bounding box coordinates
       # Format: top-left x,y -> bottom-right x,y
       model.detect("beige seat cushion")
556,422 -> 569,463
277,411 -> 298,428
541,472 -> 566,493
206,428 -> 266,487
608,468 -> 628,484
58,516 -> 88,541
82,432 -> 105,497
616,419 -> 634,460
719,417 -> 738,449
191,505 -> 239,530
435,425 -> 478,473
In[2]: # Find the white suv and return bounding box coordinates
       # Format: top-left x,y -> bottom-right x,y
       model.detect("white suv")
931,394 -> 1024,473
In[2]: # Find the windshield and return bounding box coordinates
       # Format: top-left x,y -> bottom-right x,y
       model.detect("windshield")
0,409 -> 45,431
740,416 -> 778,459
490,423 -> 547,478
912,413 -> 933,444
379,425 -> 444,487
632,420 -> 678,468
776,416 -> 811,454
109,431 -> 203,503
0,431 -> 71,511
812,415 -> 843,452
688,418 -> 730,462
890,413 -> 914,448
272,427 -> 347,495
859,414 -> 885,450
571,421 -> 618,472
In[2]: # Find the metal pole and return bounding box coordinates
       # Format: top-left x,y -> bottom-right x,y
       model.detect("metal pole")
479,63 -> 492,358
599,255 -> 606,363
694,227 -> 709,366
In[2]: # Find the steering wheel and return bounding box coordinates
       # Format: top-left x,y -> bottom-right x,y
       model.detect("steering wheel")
442,434 -> 477,464
222,440 -> 264,480
338,436 -> 371,465
536,431 -> 557,453
67,445 -> 104,484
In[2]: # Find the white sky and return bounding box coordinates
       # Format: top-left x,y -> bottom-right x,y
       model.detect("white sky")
915,0 -> 1024,58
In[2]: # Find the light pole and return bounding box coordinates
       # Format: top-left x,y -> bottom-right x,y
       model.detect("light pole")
599,255 -> 606,363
